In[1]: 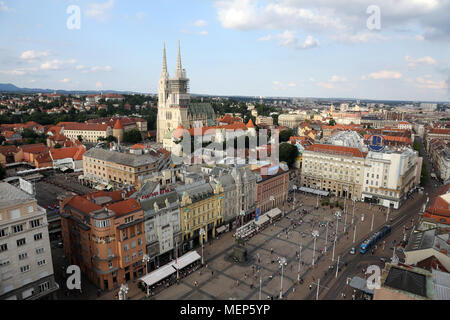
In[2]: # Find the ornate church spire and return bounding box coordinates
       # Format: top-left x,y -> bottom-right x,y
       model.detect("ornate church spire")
175,40 -> 183,78
161,42 -> 168,77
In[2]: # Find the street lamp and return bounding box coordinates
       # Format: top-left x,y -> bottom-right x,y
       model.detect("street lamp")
297,242 -> 302,282
199,228 -> 206,265
119,283 -> 129,300
324,221 -> 329,253
142,254 -> 150,274
279,257 -> 286,299
240,210 -> 245,227
335,211 -> 341,235
331,236 -> 337,262
351,197 -> 356,225
386,205 -> 390,223
259,273 -> 262,301
353,223 -> 357,244
311,230 -> 319,267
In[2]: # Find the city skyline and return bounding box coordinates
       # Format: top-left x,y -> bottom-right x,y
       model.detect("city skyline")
0,0 -> 449,101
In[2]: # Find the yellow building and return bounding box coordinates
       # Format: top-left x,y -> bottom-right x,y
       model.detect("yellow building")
177,182 -> 224,247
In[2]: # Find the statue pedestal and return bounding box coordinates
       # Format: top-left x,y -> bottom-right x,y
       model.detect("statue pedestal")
233,244 -> 248,263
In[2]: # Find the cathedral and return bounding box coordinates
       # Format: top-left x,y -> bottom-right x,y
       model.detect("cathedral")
156,42 -> 216,143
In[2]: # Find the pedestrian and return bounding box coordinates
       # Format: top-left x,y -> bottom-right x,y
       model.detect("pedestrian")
309,284 -> 312,290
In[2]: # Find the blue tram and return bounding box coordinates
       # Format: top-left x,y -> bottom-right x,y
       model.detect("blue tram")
360,225 -> 392,254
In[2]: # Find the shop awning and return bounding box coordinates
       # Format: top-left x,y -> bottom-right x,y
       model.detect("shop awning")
255,214 -> 269,226
172,251 -> 201,270
267,208 -> 282,219
216,225 -> 228,234
139,262 -> 176,287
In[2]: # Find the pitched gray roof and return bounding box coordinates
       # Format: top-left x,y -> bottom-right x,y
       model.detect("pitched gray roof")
84,148 -> 159,167
0,182 -> 35,210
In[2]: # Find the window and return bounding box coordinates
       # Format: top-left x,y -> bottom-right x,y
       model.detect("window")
108,261 -> 113,269
138,238 -> 142,246
0,243 -> 7,252
124,244 -> 129,251
20,265 -> 30,273
34,233 -> 43,241
132,252 -> 137,260
27,206 -> 33,213
94,220 -> 110,228
131,240 -> 136,249
0,258 -> 10,267
36,248 -> 44,255
17,238 -> 26,247
37,259 -> 46,267
19,253 -> 28,260
12,224 -> 24,233
38,282 -> 50,293
10,209 -> 20,219
138,249 -> 143,256
0,228 -> 6,238
30,219 -> 41,228
125,256 -> 130,263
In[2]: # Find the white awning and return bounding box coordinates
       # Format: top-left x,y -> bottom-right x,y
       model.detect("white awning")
216,225 -> 227,234
172,251 -> 201,270
255,214 -> 269,226
139,262 -> 176,287
267,208 -> 282,219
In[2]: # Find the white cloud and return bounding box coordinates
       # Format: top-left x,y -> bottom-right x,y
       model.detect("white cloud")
413,76 -> 448,89
317,82 -> 334,89
77,65 -> 112,73
194,20 -> 208,27
96,81 -> 103,88
86,0 -> 115,22
365,70 -> 402,80
272,81 -> 297,89
214,0 -> 450,43
40,59 -> 77,71
20,50 -> 50,61
0,67 -> 38,76
260,30 -> 319,50
0,1 -> 12,12
405,55 -> 437,68
329,75 -> 347,82
60,78 -> 70,83
287,83 -> 296,87
198,30 -> 208,36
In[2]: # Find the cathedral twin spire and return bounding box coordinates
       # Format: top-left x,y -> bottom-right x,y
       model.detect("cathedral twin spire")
161,41 -> 184,80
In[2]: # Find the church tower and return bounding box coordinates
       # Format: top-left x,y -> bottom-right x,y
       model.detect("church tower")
157,44 -> 170,143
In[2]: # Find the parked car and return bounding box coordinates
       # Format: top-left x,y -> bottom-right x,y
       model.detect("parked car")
349,247 -> 356,255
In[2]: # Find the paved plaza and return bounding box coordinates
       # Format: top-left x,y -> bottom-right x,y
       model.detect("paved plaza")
151,192 -> 403,301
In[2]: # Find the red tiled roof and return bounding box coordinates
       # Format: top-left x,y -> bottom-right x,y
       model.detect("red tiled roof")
305,144 -> 365,158
429,128 -> 450,135
113,119 -> 124,130
363,134 -> 412,144
50,146 -> 85,160
0,145 -> 19,155
106,199 -> 141,217
19,143 -> 48,154
130,143 -> 145,150
62,123 -> 109,131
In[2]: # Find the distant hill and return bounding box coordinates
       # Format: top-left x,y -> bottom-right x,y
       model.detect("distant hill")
0,83 -> 142,95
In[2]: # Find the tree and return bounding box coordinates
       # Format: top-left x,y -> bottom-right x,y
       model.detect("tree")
123,129 -> 142,144
421,162 -> 429,186
328,119 -> 336,126
77,135 -> 83,143
54,143 -> 62,149
279,143 -> 299,167
279,129 -> 294,142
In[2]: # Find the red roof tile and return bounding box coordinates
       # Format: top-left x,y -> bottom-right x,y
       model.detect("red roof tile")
305,144 -> 365,158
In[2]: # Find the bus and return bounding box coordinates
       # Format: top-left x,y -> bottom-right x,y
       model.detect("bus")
360,225 -> 392,254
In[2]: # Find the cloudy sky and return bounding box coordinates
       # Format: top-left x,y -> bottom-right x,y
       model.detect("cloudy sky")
0,0 -> 449,101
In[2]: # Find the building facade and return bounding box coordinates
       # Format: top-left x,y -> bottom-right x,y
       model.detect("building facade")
176,182 -> 224,252
60,190 -> 146,291
82,148 -> 160,189
130,182 -> 182,270
0,183 -> 58,300
254,165 -> 289,214
361,149 -> 421,209
156,42 -> 216,143
301,144 -> 365,200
